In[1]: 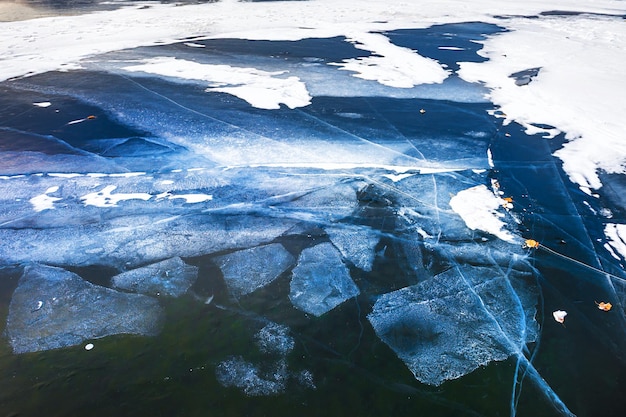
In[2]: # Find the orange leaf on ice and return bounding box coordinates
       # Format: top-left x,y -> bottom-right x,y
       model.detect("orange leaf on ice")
524,239 -> 539,249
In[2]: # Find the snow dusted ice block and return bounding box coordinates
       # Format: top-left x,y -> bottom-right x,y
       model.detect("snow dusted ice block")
213,243 -> 295,297
368,264 -> 538,386
6,264 -> 163,354
111,256 -> 198,297
289,242 -> 360,316
325,225 -> 380,272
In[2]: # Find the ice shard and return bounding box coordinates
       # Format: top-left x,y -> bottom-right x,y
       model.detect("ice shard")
289,242 -> 360,316
6,264 -> 163,354
325,225 -> 380,272
368,264 -> 537,386
111,256 -> 198,297
213,243 -> 295,297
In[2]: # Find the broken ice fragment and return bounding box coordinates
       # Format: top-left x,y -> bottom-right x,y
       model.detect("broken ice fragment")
213,243 -> 295,297
289,242 -> 360,317
325,225 -> 380,272
6,264 -> 163,354
368,265 -> 537,386
111,256 -> 198,297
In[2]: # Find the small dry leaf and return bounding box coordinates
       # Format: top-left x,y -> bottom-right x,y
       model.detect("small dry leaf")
552,310 -> 567,324
596,301 -> 612,311
524,239 -> 540,249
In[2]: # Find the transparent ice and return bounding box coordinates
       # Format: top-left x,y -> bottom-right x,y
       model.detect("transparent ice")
289,242 -> 360,317
111,256 -> 198,297
213,243 -> 295,297
6,264 -> 163,354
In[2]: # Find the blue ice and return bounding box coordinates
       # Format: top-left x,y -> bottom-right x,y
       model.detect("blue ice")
213,243 -> 295,297
111,256 -> 198,297
289,242 -> 360,316
6,264 -> 163,354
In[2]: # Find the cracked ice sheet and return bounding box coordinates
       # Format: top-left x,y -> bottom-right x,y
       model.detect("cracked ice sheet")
123,57 -> 311,110
290,242 -> 360,317
368,263 -> 538,386
111,256 -> 198,298
213,243 -> 295,298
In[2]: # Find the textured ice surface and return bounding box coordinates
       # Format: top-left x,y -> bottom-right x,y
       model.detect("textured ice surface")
0,214 -> 297,269
216,356 -> 288,396
6,264 -> 163,354
325,225 -> 380,272
111,256 -> 198,297
289,242 -> 360,316
213,243 -> 295,297
216,322 -> 307,396
255,323 -> 295,356
368,263 -> 538,386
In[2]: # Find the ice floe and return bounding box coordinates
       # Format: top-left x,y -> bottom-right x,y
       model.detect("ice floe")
289,242 -> 360,317
325,225 -> 380,272
368,263 -> 538,386
213,243 -> 295,297
111,256 -> 198,297
6,264 -> 163,354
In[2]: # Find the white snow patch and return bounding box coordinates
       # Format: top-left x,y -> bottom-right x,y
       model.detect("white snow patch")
48,173 -> 83,178
382,173 -> 416,182
449,184 -> 515,243
80,185 -> 151,207
605,223 -> 626,261
29,186 -> 61,212
124,57 -> 311,109
331,32 -> 449,87
156,192 -> 213,203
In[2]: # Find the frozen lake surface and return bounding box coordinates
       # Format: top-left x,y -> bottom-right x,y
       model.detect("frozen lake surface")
1,1 -> 625,416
